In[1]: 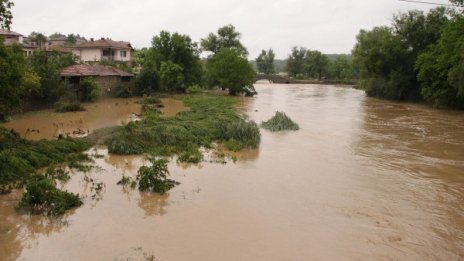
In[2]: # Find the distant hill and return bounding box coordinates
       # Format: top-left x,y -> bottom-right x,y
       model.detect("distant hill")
250,54 -> 351,73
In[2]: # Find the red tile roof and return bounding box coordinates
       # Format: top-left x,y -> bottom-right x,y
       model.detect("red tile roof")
71,38 -> 132,50
61,64 -> 134,77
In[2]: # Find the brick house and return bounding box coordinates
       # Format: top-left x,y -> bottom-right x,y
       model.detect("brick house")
61,64 -> 134,98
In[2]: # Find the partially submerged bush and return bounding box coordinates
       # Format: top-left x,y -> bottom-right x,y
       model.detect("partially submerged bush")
136,157 -> 179,194
81,77 -> 101,102
215,120 -> 261,150
0,127 -> 93,192
55,102 -> 85,113
186,84 -> 204,94
115,85 -> 133,98
18,176 -> 82,216
261,111 -> 300,132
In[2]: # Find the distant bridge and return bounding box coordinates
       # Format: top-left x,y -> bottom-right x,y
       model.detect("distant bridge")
254,74 -> 356,85
254,74 -> 296,84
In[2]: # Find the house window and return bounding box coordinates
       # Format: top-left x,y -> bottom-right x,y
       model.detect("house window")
120,51 -> 127,58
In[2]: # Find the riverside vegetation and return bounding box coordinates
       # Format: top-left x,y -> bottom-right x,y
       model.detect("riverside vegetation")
262,112 -> 300,132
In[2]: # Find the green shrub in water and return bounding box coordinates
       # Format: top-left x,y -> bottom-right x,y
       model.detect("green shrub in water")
55,102 -> 85,113
18,176 -> 82,216
136,157 -> 179,194
261,111 -> 300,132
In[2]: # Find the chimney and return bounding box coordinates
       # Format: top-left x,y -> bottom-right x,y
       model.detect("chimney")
90,38 -> 94,42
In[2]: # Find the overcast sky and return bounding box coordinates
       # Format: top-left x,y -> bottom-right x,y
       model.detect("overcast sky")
11,0 -> 450,59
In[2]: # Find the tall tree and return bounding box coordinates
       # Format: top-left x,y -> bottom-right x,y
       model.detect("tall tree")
353,8 -> 449,101
207,48 -> 256,96
286,47 -> 306,78
0,41 -> 24,121
201,25 -> 248,57
256,49 -> 275,74
303,50 -> 329,80
416,15 -> 464,108
0,0 -> 13,30
28,32 -> 48,49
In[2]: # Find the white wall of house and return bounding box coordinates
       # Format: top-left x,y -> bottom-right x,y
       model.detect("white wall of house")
72,48 -> 132,62
114,49 -> 132,62
73,49 -> 102,62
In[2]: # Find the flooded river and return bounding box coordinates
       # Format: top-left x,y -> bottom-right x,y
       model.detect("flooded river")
1,84 -> 464,260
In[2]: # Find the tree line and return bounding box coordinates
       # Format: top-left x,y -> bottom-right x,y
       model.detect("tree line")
254,48 -> 358,81
353,3 -> 464,108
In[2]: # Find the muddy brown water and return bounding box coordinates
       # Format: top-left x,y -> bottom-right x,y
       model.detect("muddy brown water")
1,84 -> 464,260
1,98 -> 187,140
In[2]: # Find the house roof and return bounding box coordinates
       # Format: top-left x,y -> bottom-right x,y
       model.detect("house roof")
47,45 -> 72,53
71,38 -> 133,50
61,64 -> 134,77
0,29 -> 23,37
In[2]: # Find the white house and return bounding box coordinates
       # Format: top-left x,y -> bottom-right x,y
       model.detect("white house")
70,38 -> 133,63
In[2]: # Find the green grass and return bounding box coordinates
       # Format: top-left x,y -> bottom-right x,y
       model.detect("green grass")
105,94 -> 261,159
0,127 -> 93,194
261,111 -> 300,132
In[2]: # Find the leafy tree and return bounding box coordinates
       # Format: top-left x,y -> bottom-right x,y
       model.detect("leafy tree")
28,32 -> 48,49
137,31 -> 202,94
159,61 -> 185,92
0,42 -> 25,121
0,0 -> 13,29
201,25 -> 248,57
416,15 -> 464,108
328,55 -> 355,80
303,50 -> 329,80
256,49 -> 275,74
27,50 -> 75,104
286,47 -> 306,78
207,48 -> 256,96
49,32 -> 66,39
353,8 -> 449,101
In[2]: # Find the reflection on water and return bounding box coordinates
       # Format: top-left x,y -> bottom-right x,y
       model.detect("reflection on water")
1,84 -> 464,260
138,192 -> 169,217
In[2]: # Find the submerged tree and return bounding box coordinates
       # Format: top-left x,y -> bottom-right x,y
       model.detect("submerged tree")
0,42 -> 25,121
256,49 -> 275,74
0,0 -> 13,29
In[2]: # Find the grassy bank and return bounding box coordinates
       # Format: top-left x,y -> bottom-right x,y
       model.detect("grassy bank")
105,94 -> 261,162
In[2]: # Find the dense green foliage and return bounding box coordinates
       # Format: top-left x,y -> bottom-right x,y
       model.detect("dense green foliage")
0,127 -> 92,193
416,14 -> 464,108
201,24 -> 248,57
261,111 -> 300,132
18,176 -> 82,216
80,77 -> 101,102
0,42 -> 25,121
136,157 -> 178,194
55,102 -> 85,112
105,94 -> 261,161
286,47 -> 331,80
27,50 -> 76,104
353,8 -> 451,102
136,31 -> 203,94
256,49 -> 275,74
0,0 -> 13,29
207,48 -> 256,96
